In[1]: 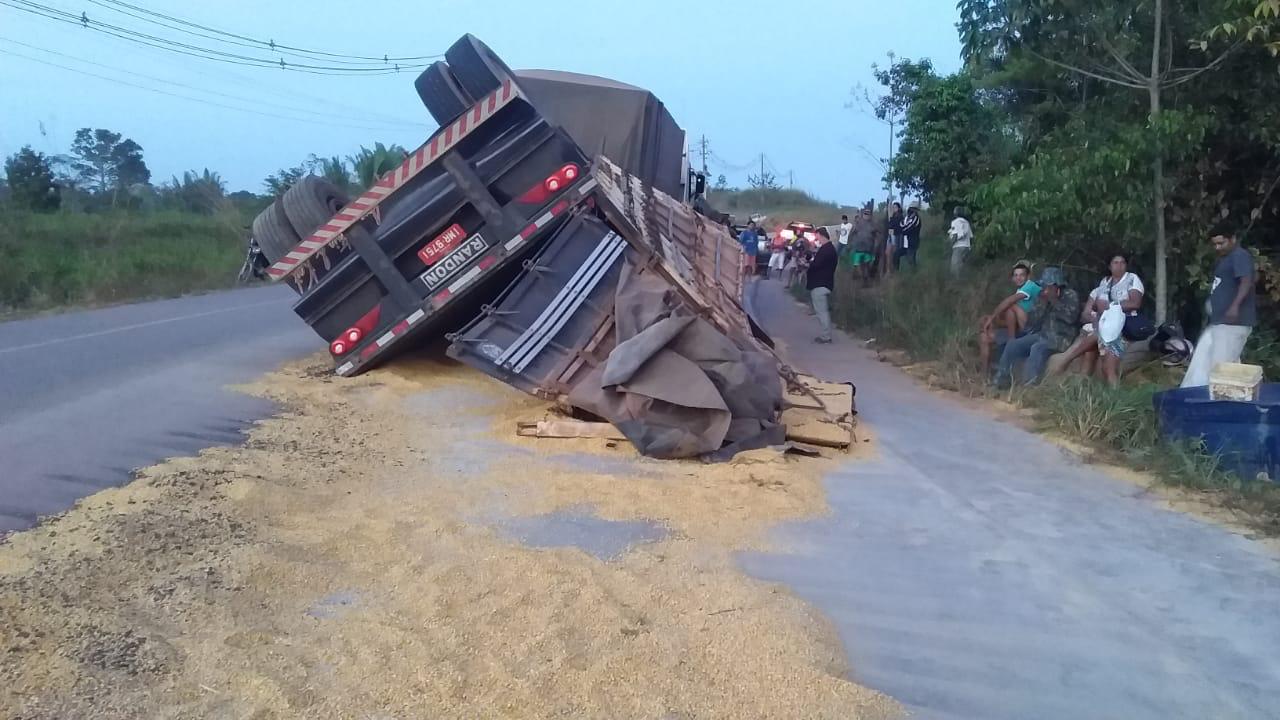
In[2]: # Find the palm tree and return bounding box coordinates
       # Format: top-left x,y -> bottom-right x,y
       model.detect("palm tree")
348,143 -> 408,190
307,154 -> 352,192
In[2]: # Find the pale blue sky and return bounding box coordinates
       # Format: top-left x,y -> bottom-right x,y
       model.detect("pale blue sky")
0,0 -> 961,204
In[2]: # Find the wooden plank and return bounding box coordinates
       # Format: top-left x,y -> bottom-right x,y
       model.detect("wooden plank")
781,408 -> 853,448
516,419 -> 627,440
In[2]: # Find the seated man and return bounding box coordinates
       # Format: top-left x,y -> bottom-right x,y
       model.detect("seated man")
978,261 -> 1040,374
993,267 -> 1080,388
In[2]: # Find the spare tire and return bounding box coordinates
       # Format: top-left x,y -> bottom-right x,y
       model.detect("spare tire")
281,175 -> 349,240
252,199 -> 300,264
415,61 -> 473,126
444,34 -> 516,100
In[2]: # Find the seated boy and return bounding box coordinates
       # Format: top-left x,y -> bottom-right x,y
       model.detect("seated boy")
978,262 -> 1041,374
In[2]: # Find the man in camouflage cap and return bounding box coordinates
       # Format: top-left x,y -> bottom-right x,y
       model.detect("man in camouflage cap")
993,266 -> 1080,388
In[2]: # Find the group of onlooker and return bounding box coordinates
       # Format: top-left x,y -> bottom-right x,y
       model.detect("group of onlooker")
978,220 -> 1256,389
834,202 -> 926,281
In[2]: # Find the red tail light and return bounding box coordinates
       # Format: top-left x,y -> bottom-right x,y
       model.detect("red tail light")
344,327 -> 363,344
519,163 -> 581,204
330,339 -> 349,355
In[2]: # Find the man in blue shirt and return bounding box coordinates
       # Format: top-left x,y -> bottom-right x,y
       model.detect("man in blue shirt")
739,220 -> 759,277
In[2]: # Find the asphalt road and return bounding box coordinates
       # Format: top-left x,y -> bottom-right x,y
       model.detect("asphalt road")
742,279 -> 1280,720
0,286 -> 320,533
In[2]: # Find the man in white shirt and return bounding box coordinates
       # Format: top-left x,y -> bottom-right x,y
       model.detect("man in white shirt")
948,206 -> 973,278
837,214 -> 852,250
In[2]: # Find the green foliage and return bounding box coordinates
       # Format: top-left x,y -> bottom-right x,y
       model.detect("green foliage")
971,111 -> 1212,264
1207,0 -> 1280,55
4,146 -> 60,212
879,61 -> 1014,210
68,128 -> 151,197
348,142 -> 407,190
160,169 -> 226,215
0,208 -> 246,313
263,165 -> 307,197
712,187 -> 843,224
309,155 -> 353,192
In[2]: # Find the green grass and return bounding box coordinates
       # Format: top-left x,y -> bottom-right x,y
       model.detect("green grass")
0,208 -> 248,314
825,239 -> 1280,532
710,187 -> 853,226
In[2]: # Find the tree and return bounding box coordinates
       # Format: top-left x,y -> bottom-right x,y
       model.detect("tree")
161,169 -> 226,214
879,60 -> 1013,211
263,165 -> 307,197
4,146 -> 60,212
69,128 -> 151,203
959,0 -> 1243,321
714,173 -> 728,191
309,155 -> 352,192
1209,0 -> 1280,54
348,143 -> 407,190
748,170 -> 780,190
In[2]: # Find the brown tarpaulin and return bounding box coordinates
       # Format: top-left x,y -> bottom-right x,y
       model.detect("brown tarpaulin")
568,260 -> 784,459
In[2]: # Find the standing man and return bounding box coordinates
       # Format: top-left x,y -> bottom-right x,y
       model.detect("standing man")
993,267 -> 1080,388
1181,221 -> 1257,387
896,201 -> 922,269
849,207 -> 876,286
885,201 -> 904,277
948,206 -> 973,278
837,214 -> 852,253
807,227 -> 838,344
739,220 -> 759,278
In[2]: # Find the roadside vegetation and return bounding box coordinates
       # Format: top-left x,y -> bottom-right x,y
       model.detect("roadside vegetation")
709,187 -> 851,227
810,1 -> 1280,531
0,128 -> 406,315
802,240 -> 1280,534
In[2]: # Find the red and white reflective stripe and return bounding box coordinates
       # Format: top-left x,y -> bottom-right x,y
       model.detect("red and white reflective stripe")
267,79 -> 519,281
504,178 -> 596,252
335,307 -> 427,376
431,255 -> 500,308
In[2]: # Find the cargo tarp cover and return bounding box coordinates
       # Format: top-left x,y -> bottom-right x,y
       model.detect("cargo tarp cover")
516,69 -> 685,199
568,259 -> 784,458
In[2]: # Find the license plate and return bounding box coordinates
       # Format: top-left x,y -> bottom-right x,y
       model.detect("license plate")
418,223 -> 467,265
421,234 -> 487,289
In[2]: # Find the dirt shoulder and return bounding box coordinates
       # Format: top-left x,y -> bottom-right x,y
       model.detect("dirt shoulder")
0,354 -> 899,720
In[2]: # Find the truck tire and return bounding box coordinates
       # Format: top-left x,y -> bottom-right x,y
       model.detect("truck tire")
252,199 -> 301,264
444,34 -> 516,100
415,61 -> 473,126
281,175 -> 350,241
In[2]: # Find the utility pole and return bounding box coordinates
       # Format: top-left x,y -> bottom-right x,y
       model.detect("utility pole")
789,170 -> 794,189
759,153 -> 766,211
696,134 -> 710,175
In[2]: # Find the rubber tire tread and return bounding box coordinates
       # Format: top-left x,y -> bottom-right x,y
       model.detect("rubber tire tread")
444,34 -> 516,100
415,61 -> 473,126
281,176 -> 350,241
252,199 -> 301,264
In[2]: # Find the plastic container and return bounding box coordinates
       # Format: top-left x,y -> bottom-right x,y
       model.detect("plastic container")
1153,383 -> 1280,482
1209,362 -> 1263,402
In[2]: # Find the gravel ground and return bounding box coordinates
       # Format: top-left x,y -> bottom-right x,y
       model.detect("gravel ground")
0,353 -> 898,720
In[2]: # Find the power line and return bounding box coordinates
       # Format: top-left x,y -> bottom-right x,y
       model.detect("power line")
0,47 -> 427,132
1,1 -> 431,74
0,36 -> 424,130
86,0 -> 442,66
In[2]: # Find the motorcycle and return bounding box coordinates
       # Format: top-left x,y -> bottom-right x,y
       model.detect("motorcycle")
237,236 -> 268,284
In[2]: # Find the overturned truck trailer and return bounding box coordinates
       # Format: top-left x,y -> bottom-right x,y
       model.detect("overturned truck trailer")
249,34 -> 851,458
